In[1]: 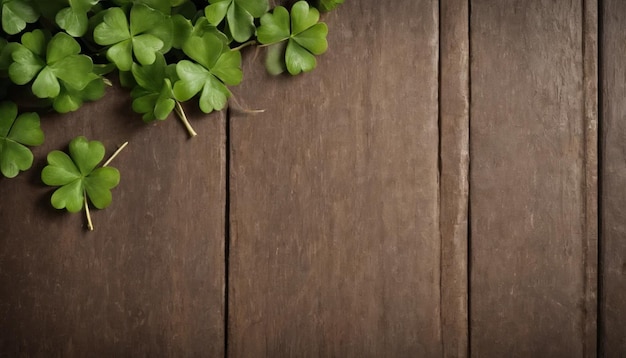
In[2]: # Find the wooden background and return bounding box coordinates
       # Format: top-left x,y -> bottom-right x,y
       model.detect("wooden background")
0,0 -> 624,356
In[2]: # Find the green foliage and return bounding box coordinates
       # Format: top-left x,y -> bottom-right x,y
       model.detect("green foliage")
41,136 -> 120,213
1,0 -> 343,228
257,1 -> 328,75
316,0 -> 344,12
205,0 -> 268,43
130,53 -> 176,121
0,101 -> 44,178
55,0 -> 99,37
93,4 -> 172,71
1,0 -> 39,35
173,32 -> 242,113
9,29 -> 99,99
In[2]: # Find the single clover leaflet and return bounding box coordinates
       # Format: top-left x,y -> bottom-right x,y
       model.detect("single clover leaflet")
9,29 -> 98,99
1,0 -> 39,35
173,32 -> 242,113
317,0 -> 344,12
0,101 -> 44,178
257,1 -> 328,75
205,0 -> 268,43
55,0 -> 100,37
93,4 -> 173,71
41,136 -> 122,230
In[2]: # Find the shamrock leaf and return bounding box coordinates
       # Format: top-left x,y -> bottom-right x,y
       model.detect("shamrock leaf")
130,53 -> 176,121
316,0 -> 344,12
204,0 -> 268,43
42,136 -> 122,230
93,4 -> 173,71
257,1 -> 328,75
9,30 -> 97,99
1,0 -> 39,35
53,77 -> 105,113
0,101 -> 44,178
173,32 -> 242,113
55,0 -> 100,37
0,38 -> 20,76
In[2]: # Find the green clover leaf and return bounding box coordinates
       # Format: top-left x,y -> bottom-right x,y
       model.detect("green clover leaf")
1,0 -> 39,35
55,0 -> 100,37
316,0 -> 344,12
205,0 -> 268,43
9,30 -> 97,99
0,38 -> 20,76
173,32 -> 242,113
93,4 -> 173,71
42,136 -> 122,230
0,101 -> 44,178
257,1 -> 328,75
53,77 -> 106,113
130,53 -> 176,121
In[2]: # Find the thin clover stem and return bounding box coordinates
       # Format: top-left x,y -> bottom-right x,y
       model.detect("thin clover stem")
175,101 -> 197,138
103,141 -> 129,167
84,191 -> 94,231
231,40 -> 257,51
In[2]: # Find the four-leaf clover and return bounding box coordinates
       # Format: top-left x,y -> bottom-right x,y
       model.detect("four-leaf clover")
257,1 -> 328,75
41,136 -> 121,230
0,101 -> 44,178
173,32 -> 242,113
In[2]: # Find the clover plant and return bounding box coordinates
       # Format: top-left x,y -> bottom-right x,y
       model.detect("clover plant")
0,0 -> 342,230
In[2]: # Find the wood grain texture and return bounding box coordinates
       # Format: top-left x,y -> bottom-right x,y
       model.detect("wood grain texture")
600,0 -> 626,355
469,0 -> 595,356
0,85 -> 225,356
439,0 -> 469,357
228,0 -> 441,356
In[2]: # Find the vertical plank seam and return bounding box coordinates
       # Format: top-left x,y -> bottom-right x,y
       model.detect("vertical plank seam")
582,0 -> 599,356
466,1 -> 472,356
596,0 -> 604,355
438,1 -> 444,355
224,108 -> 232,358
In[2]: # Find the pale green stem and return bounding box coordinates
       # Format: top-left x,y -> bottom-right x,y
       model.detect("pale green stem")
231,40 -> 257,51
84,192 -> 94,231
175,101 -> 197,137
103,141 -> 129,167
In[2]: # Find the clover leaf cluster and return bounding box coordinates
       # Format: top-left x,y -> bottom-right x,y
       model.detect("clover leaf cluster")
1,0 -> 342,229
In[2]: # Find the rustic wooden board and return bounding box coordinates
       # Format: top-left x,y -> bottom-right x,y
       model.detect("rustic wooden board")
469,0 -> 597,356
440,0 -> 469,357
228,0 -> 441,356
600,0 -> 626,355
0,85 -> 226,356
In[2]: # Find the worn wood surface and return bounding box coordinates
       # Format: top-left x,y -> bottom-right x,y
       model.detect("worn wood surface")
0,86 -> 226,356
440,0 -> 469,357
601,0 -> 626,355
469,0 -> 596,356
228,0 -> 441,356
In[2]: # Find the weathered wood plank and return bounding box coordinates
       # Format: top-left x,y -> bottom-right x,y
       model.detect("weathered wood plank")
0,85 -> 225,356
228,0 -> 441,356
440,0 -> 469,357
469,0 -> 595,356
600,0 -> 626,355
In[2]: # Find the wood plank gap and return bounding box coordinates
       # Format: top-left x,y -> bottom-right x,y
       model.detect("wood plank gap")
582,0 -> 599,356
439,0 -> 470,356
596,0 -> 604,355
224,106 -> 232,358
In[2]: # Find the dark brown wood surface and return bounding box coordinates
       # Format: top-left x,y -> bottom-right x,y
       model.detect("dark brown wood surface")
440,0 -> 469,356
0,86 -> 226,356
469,0 -> 597,356
228,0 -> 442,356
601,0 -> 626,355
